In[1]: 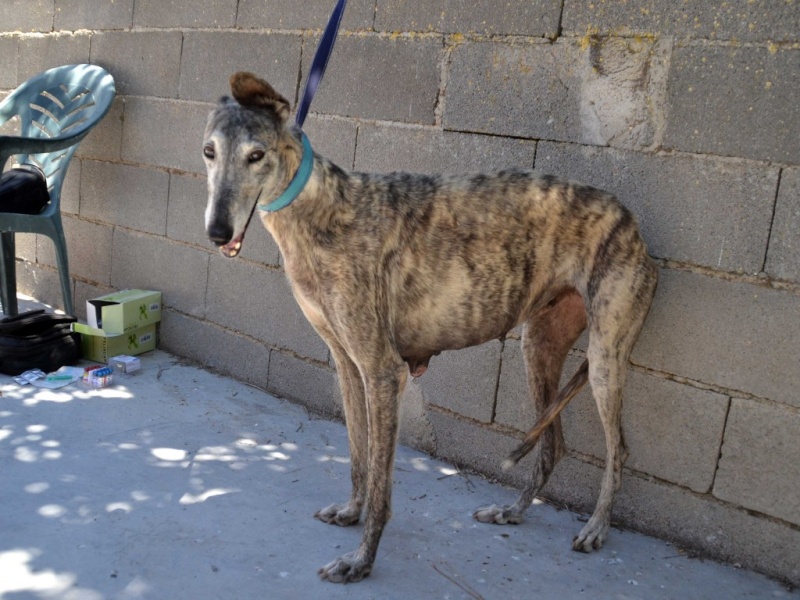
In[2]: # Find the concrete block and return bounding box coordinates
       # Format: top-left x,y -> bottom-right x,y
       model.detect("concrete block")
159,309 -> 270,390
37,215 -> 113,286
427,407 -> 536,489
496,347 -> 728,492
121,97 -> 209,174
17,33 -> 90,83
237,0 -> 375,30
268,350 -> 338,417
714,398 -> 800,525
76,96 -> 124,162
80,161 -> 169,235
664,45 -> 800,164
354,123 -> 536,174
302,115 -> 358,170
240,217 -> 283,267
300,34 -> 441,125
16,262 -> 67,312
166,173 -> 210,248
445,37 -> 666,150
14,233 -> 37,263
562,359 -> 729,493
179,32 -> 301,103
206,255 -> 329,362
562,0 -> 800,43
535,142 -> 779,274
60,158 -> 80,215
633,269 -> 800,407
418,340 -> 502,423
91,31 -> 183,98
0,37 -> 17,88
766,167 -> 800,282
55,0 -> 133,31
398,380 -> 436,455
376,0 -> 562,37
133,0 -> 236,28
0,0 -> 53,33
111,228 -> 209,318
545,457 -> 800,587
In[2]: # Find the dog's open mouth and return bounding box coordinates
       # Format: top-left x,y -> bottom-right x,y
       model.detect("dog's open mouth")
220,233 -> 244,258
216,193 -> 260,259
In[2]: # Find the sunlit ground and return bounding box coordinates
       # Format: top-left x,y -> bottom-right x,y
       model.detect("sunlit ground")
0,299 -> 792,598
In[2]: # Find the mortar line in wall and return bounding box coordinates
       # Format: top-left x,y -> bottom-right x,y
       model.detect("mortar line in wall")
708,396 -> 733,494
488,338 -> 505,424
759,167 -> 782,273
177,31 -> 185,78
294,33 -> 305,110
351,123 -> 360,170
653,257 -> 800,295
433,34 -> 451,128
625,360 -> 800,415
158,305 -> 334,371
554,0 -> 566,40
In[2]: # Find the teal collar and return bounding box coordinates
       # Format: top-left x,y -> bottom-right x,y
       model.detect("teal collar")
258,132 -> 314,212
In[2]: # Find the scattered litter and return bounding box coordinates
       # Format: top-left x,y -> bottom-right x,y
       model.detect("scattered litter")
30,366 -> 84,389
13,368 -> 45,385
110,354 -> 141,374
81,366 -> 114,388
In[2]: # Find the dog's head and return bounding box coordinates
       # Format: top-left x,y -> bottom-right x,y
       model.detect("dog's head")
202,72 -> 292,258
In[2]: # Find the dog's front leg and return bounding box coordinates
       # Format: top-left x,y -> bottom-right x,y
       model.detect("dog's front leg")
319,361 -> 407,583
315,341 -> 367,526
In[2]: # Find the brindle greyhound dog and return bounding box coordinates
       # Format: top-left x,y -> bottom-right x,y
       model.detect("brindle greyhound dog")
202,72 -> 658,583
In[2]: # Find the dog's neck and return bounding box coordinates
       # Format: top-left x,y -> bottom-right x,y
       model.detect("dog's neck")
259,141 -> 357,282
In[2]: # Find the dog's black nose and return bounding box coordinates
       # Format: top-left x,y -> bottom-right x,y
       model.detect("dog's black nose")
207,223 -> 233,246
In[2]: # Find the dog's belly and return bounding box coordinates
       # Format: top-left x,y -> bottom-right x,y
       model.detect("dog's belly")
393,283 -> 522,364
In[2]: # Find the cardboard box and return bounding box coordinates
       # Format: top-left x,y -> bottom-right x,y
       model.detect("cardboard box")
86,289 -> 161,334
73,323 -> 157,362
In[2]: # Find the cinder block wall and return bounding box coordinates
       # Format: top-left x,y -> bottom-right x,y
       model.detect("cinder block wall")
2,0 -> 798,585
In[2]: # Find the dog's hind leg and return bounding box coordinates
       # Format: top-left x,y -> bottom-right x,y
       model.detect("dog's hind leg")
572,260 -> 657,552
314,337 -> 368,527
474,288 -> 587,525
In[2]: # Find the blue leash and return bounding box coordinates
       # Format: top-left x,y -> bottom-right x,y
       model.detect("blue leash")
259,0 -> 348,213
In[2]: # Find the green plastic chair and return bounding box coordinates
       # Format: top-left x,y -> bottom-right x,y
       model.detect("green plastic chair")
0,64 -> 116,316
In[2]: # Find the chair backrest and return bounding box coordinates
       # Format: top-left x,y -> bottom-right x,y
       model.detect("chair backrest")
0,64 -> 115,201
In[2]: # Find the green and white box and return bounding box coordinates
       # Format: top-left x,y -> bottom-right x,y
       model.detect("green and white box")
86,289 -> 161,334
73,323 -> 157,362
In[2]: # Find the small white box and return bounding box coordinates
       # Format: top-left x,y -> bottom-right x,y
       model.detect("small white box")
110,355 -> 141,374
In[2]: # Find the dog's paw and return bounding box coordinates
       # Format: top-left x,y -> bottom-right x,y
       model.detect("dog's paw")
314,502 -> 361,527
572,516 -> 609,553
473,504 -> 525,525
318,551 -> 372,583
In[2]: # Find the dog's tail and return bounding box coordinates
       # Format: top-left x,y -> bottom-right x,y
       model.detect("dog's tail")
502,359 -> 589,471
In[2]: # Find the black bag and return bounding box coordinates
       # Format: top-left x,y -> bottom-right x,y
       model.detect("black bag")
0,166 -> 50,214
0,310 -> 81,375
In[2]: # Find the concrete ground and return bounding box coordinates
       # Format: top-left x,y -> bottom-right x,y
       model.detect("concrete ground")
1,303 -> 796,599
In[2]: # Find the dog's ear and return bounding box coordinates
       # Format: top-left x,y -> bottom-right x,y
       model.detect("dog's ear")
229,72 -> 291,123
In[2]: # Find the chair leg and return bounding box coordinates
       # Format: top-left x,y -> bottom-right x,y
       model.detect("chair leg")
50,226 -> 74,316
0,232 -> 19,316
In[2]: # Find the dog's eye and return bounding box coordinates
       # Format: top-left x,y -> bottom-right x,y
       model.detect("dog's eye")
248,150 -> 265,163
203,145 -> 216,160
